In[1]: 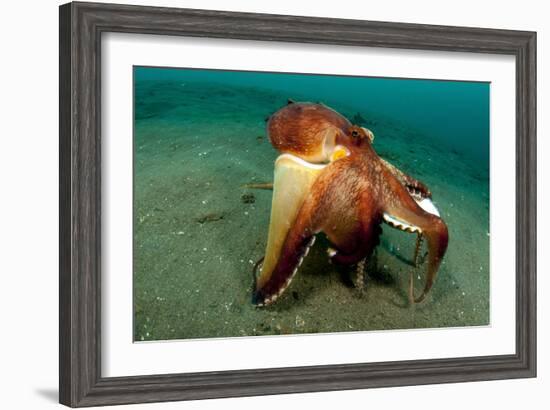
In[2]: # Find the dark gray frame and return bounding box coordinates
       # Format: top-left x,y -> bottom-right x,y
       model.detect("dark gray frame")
59,1 -> 537,407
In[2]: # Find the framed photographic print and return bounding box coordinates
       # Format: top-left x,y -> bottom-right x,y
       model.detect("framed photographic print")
59,1 -> 536,407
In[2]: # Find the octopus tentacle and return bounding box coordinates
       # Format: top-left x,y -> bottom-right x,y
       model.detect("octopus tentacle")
253,203 -> 319,306
413,233 -> 424,268
356,258 -> 367,291
379,158 -> 432,200
383,201 -> 449,303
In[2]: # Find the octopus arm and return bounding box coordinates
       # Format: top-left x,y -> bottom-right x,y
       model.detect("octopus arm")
383,196 -> 449,303
253,154 -> 325,306
380,158 -> 432,199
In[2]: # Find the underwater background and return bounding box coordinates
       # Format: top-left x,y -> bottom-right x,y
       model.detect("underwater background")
133,66 -> 490,341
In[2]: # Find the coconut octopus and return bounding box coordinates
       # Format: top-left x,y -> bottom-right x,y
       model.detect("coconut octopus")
252,101 -> 449,307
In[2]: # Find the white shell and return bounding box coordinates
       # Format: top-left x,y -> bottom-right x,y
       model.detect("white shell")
417,197 -> 440,217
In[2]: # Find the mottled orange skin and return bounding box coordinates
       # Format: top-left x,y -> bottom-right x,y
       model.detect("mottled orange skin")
253,103 -> 448,305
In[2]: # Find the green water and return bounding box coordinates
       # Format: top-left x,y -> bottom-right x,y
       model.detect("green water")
133,66 -> 490,341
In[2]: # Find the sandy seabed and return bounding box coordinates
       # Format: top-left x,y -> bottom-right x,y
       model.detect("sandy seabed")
133,80 -> 490,341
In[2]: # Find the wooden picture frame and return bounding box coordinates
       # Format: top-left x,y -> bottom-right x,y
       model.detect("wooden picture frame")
59,1 -> 536,407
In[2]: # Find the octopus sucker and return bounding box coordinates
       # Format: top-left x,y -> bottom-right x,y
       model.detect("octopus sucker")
253,102 -> 449,306
383,213 -> 421,233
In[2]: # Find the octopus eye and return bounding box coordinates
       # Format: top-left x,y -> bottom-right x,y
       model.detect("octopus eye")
351,130 -> 359,138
